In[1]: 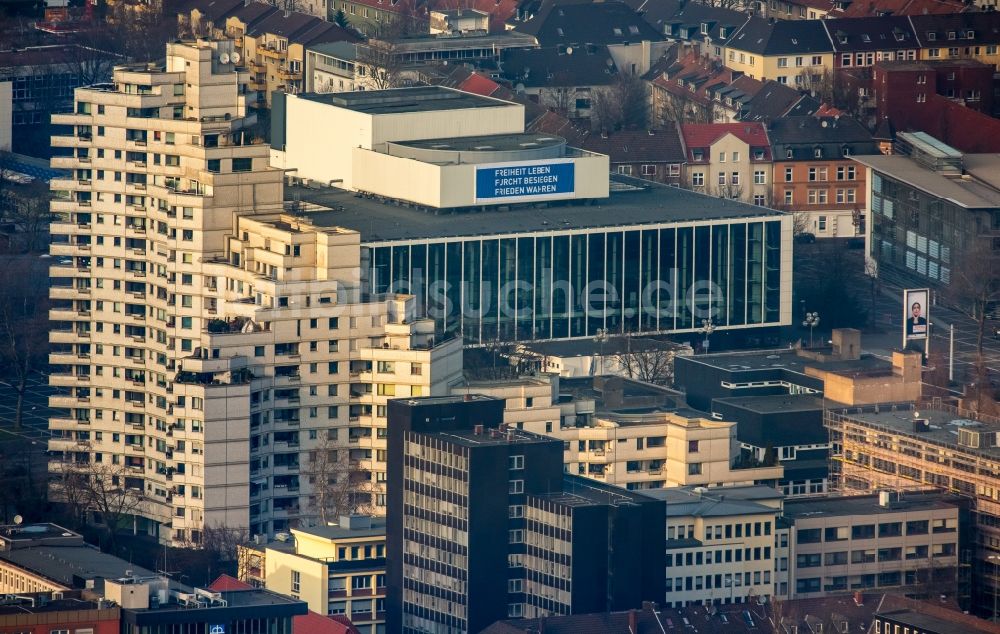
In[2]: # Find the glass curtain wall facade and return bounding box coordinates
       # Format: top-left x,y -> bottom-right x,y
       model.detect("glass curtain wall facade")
869,171 -> 999,289
367,219 -> 785,344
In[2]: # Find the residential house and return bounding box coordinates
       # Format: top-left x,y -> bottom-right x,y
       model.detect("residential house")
911,12 -> 1000,70
328,0 -> 427,37
515,1 -> 662,48
840,0 -> 967,17
680,122 -> 773,205
624,0 -> 749,60
580,128 -> 685,184
724,18 -> 834,82
738,80 -> 822,122
429,8 -> 489,34
646,46 -> 760,124
765,0 -> 839,20
225,7 -> 359,106
501,45 -> 620,121
768,114 -> 877,237
826,16 -> 920,86
238,517 -> 387,629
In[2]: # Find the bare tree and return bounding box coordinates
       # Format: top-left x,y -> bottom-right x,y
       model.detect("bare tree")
590,71 -> 648,132
0,255 -> 49,430
201,524 -> 251,561
5,179 -> 52,253
355,39 -> 406,90
865,258 -> 881,329
943,239 -> 1000,370
653,90 -> 715,128
304,433 -> 375,525
613,337 -> 682,385
55,460 -> 145,553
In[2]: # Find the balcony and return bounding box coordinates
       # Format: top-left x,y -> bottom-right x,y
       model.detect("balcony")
258,46 -> 285,60
277,67 -> 302,81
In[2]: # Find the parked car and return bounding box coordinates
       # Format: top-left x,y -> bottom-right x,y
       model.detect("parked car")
795,232 -> 816,244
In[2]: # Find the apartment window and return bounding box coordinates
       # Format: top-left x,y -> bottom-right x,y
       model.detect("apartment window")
688,440 -> 699,453
732,151 -> 740,162
509,455 -> 524,470
797,528 -> 822,544
778,57 -> 788,67
641,164 -> 656,176
731,172 -> 739,185
718,172 -> 726,185
719,152 -> 726,163
754,170 -> 766,184
291,570 -> 301,593
688,463 -> 702,475
509,529 -> 524,543
818,216 -> 827,230
784,190 -> 793,204
917,93 -> 926,103
232,158 -> 252,172
692,172 -> 705,186
509,480 -> 524,494
754,194 -> 766,206
617,165 -> 633,175
207,159 -> 221,173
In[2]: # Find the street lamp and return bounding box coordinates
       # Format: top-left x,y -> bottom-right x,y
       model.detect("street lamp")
989,554 -> 1000,622
699,318 -> 716,353
594,328 -> 609,375
802,311 -> 820,348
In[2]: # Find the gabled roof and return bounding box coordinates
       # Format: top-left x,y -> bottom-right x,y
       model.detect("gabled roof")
430,0 -> 520,32
910,11 -> 1000,47
823,16 -> 917,52
171,0 -> 246,21
680,122 -> 772,162
728,17 -> 833,55
840,0 -> 966,17
739,80 -> 815,122
227,1 -> 281,28
515,1 -> 662,46
768,115 -> 878,160
579,127 -> 685,164
624,0 -> 748,42
501,45 -> 618,88
245,9 -> 358,45
208,574 -> 252,592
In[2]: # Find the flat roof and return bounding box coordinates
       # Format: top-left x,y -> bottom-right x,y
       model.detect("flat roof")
877,609 -> 990,634
290,177 -> 786,243
392,132 -> 565,153
713,394 -> 826,414
836,405 -> 1000,458
434,427 -> 556,447
852,153 -> 1000,209
297,85 -> 511,115
294,517 -> 386,541
683,347 -> 889,377
784,491 -> 960,519
651,485 -> 783,519
0,546 -> 163,591
535,475 -> 661,508
521,336 -> 689,358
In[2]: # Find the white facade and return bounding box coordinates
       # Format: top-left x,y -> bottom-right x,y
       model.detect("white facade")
47,41 -> 464,546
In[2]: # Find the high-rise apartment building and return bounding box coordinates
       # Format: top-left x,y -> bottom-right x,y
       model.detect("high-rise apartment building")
47,40 -> 462,546
386,396 -> 665,634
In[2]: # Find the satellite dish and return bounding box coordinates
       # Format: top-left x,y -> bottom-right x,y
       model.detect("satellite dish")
13,515 -> 23,526
220,52 -> 231,64
565,46 -> 573,54
515,82 -> 525,93
231,51 -> 241,63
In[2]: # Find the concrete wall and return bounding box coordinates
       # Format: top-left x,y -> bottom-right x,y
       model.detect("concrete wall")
282,92 -> 523,191
351,148 -> 610,207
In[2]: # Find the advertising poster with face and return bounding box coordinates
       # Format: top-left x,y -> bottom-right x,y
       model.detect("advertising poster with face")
904,288 -> 929,342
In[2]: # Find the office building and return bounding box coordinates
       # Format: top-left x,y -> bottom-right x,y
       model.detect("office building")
653,485 -> 783,607
854,131 -> 1000,291
46,40 -> 464,545
781,491 -> 965,602
386,396 -> 665,633
675,329 -> 922,496
271,87 -> 793,345
238,515 -> 387,629
448,374 -> 783,491
826,401 -> 997,614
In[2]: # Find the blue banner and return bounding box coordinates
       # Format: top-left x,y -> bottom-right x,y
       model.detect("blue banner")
475,162 -> 575,202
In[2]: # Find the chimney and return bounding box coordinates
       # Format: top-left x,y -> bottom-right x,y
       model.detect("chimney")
628,609 -> 639,633
853,591 -> 864,606
464,393 -> 472,401
474,424 -> 484,435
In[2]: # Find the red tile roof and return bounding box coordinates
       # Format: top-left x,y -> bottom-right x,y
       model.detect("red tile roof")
207,574 -> 252,591
457,72 -> 502,97
680,122 -> 772,161
840,0 -> 966,16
